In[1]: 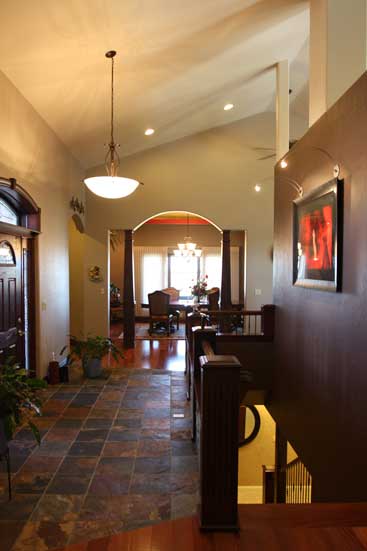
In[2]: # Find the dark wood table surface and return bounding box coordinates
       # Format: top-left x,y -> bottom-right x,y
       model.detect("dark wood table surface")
141,299 -> 207,311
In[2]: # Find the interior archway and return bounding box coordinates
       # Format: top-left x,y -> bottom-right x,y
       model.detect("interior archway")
109,211 -> 245,342
133,210 -> 222,233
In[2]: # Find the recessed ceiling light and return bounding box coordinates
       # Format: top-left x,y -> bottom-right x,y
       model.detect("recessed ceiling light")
145,128 -> 155,136
224,103 -> 234,111
254,184 -> 261,192
280,159 -> 288,168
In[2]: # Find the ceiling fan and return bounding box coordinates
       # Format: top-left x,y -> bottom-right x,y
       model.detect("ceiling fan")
254,140 -> 298,161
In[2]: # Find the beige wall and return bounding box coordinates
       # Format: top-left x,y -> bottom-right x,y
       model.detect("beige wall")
238,406 -> 275,486
135,223 -> 221,247
69,218 -> 85,337
0,69 -> 84,376
309,0 -> 367,125
85,113 -> 277,337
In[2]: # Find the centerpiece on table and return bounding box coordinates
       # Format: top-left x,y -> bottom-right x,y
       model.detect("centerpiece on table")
191,274 -> 208,303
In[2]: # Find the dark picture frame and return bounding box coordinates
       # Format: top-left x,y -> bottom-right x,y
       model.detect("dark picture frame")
293,178 -> 343,291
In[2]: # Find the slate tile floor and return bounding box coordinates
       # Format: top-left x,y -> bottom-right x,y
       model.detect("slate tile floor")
0,368 -> 198,550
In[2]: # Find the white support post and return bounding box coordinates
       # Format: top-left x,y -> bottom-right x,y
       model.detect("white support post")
276,60 -> 289,162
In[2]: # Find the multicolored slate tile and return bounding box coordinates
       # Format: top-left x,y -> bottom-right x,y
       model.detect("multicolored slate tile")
2,366 -> 199,550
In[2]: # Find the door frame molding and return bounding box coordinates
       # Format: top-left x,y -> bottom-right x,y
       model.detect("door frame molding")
0,177 -> 40,375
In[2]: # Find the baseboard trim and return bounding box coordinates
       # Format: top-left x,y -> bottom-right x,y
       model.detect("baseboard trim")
237,485 -> 263,504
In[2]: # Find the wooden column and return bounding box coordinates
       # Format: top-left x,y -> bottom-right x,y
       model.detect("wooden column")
261,304 -> 276,338
198,328 -> 242,531
274,425 -> 287,503
220,230 -> 231,309
123,229 -> 135,348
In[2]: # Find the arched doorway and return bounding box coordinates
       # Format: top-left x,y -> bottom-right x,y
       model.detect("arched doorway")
0,177 -> 40,375
109,211 -> 244,347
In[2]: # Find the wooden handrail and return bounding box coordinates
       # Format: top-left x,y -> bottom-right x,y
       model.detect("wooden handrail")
201,339 -> 214,357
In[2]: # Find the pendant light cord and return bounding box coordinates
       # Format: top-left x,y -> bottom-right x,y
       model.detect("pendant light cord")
110,55 -> 115,146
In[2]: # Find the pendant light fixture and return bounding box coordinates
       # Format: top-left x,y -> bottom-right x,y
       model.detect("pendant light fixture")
174,214 -> 202,257
84,51 -> 141,199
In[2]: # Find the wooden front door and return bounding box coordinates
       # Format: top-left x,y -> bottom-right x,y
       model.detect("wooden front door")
0,234 -> 27,368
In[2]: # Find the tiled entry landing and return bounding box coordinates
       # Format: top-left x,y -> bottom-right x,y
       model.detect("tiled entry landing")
0,369 -> 198,550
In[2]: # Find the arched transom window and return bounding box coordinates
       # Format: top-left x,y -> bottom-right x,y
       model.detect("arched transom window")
0,198 -> 18,225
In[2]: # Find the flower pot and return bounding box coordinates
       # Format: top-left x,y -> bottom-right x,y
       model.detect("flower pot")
84,358 -> 103,378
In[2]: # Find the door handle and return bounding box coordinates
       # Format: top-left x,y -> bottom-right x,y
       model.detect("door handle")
18,330 -> 25,337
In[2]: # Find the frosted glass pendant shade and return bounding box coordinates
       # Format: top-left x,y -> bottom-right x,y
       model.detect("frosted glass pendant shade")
84,176 -> 139,199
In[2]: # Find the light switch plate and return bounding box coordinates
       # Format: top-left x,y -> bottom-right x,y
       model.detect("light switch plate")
255,289 -> 262,296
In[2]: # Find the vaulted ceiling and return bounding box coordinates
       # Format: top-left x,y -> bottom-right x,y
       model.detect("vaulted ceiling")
0,0 -> 309,168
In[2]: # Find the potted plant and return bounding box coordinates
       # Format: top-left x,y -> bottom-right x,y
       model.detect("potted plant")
61,335 -> 123,379
110,283 -> 121,306
0,356 -> 47,450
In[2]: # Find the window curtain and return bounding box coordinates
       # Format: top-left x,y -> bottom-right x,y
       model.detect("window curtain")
201,246 -> 240,304
134,246 -> 168,315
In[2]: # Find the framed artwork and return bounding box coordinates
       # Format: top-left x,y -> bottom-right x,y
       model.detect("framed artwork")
88,265 -> 103,282
293,178 -> 343,291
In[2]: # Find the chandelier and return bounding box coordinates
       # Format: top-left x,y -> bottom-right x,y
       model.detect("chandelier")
84,51 -> 141,199
174,215 -> 202,257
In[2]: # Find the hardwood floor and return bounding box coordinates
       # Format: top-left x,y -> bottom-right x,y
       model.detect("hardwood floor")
110,323 -> 186,372
57,503 -> 367,550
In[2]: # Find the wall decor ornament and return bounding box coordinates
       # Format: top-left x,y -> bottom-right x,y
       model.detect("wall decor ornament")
88,265 -> 103,282
293,178 -> 343,292
70,196 -> 85,215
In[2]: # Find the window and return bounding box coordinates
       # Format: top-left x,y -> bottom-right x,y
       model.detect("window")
0,198 -> 18,225
168,254 -> 200,298
202,250 -> 222,290
0,241 -> 16,265
134,246 -> 168,315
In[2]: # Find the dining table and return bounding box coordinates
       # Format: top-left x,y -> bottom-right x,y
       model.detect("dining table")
140,298 -> 208,319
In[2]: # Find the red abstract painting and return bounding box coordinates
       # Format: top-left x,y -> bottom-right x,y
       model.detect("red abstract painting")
293,180 -> 342,291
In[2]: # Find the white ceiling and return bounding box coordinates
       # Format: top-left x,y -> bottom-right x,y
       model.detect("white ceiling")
0,0 -> 309,168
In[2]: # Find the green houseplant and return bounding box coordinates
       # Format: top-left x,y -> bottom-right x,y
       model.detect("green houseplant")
0,356 -> 47,448
61,335 -> 123,378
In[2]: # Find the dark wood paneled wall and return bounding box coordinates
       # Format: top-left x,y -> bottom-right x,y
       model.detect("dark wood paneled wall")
270,72 -> 367,501
221,230 -> 232,308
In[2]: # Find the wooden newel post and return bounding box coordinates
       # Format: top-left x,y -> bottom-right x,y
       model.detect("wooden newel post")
220,230 -> 232,309
261,304 -> 275,338
195,329 -> 241,532
123,229 -> 135,348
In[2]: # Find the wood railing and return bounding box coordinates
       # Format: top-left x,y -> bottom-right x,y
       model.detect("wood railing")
186,305 -> 275,402
196,304 -> 274,337
191,327 -> 251,531
286,457 -> 312,503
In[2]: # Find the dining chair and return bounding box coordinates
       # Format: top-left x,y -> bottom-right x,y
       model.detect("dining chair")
161,287 -> 180,330
205,287 -> 220,327
148,291 -> 175,336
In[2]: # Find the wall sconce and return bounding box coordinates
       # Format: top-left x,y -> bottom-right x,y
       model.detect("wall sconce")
70,196 -> 85,215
